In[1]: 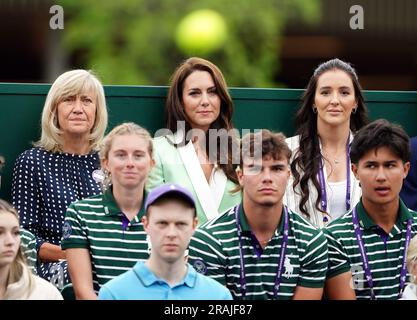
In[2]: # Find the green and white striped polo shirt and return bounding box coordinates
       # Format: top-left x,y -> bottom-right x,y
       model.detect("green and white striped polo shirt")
188,204 -> 328,300
20,228 -> 37,274
324,199 -> 417,300
61,188 -> 150,291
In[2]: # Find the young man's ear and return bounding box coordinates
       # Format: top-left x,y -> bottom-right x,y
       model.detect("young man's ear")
192,217 -> 198,230
142,215 -> 149,231
351,163 -> 359,180
403,161 -> 411,179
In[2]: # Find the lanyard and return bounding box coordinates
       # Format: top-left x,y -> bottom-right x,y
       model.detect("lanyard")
235,204 -> 289,299
352,207 -> 412,299
318,136 -> 351,221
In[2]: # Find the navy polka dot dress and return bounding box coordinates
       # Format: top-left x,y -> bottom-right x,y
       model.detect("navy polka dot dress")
12,147 -> 101,288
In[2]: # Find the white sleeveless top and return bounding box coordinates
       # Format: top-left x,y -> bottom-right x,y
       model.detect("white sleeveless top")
328,180 -> 347,220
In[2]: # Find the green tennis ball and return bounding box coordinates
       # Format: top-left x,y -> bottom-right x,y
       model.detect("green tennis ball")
176,9 -> 227,55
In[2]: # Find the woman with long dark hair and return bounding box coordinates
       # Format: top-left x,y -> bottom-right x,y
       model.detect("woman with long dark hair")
146,57 -> 241,224
285,58 -> 369,227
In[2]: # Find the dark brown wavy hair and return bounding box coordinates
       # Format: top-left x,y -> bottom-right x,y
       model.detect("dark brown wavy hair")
165,57 -> 238,184
291,58 -> 369,217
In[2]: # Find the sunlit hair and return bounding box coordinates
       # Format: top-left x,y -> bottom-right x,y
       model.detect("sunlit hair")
165,57 -> 238,184
98,122 -> 153,190
34,69 -> 108,153
290,58 -> 369,217
234,130 -> 291,192
0,199 -> 33,291
407,235 -> 417,285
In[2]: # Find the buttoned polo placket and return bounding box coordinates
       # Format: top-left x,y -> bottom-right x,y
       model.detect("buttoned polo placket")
102,187 -> 147,238
356,199 -> 413,260
134,262 -> 197,299
238,205 -> 285,260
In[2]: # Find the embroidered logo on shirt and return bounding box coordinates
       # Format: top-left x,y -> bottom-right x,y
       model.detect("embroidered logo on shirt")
193,259 -> 207,275
283,256 -> 294,278
62,221 -> 72,239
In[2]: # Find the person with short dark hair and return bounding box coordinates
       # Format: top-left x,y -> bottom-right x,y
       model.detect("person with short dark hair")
285,58 -> 369,227
189,130 -> 328,300
98,184 -> 232,300
324,119 -> 417,300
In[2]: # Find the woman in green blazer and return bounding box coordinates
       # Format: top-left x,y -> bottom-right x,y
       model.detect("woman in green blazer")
146,57 -> 241,225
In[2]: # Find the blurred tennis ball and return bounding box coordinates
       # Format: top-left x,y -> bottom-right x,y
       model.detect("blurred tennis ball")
176,9 -> 227,55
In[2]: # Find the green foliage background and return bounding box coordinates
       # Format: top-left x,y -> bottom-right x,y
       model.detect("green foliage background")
58,0 -> 320,87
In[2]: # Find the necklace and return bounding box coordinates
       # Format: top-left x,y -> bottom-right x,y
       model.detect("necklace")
324,152 -> 342,165
318,135 -> 351,217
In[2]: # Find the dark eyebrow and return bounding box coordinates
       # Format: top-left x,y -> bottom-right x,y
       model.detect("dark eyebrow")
364,160 -> 398,165
319,86 -> 352,90
271,164 -> 286,169
187,86 -> 217,92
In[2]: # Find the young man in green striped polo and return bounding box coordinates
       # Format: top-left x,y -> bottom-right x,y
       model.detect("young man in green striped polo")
324,119 -> 416,300
188,130 -> 328,300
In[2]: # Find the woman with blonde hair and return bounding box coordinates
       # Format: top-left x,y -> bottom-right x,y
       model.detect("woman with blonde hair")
61,122 -> 154,299
0,199 -> 62,299
401,235 -> 417,299
11,69 -> 108,287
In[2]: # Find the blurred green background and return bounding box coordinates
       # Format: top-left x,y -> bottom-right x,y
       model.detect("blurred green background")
57,0 -> 320,87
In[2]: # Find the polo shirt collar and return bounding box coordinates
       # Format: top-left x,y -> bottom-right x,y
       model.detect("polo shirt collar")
356,198 -> 412,230
238,203 -> 285,235
102,186 -> 147,220
134,261 -> 197,288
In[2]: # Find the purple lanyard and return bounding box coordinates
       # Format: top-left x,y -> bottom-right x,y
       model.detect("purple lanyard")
318,136 -> 351,218
352,207 -> 412,299
235,204 -> 289,299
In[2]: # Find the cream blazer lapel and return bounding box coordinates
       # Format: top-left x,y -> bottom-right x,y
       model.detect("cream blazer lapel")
175,132 -> 226,221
